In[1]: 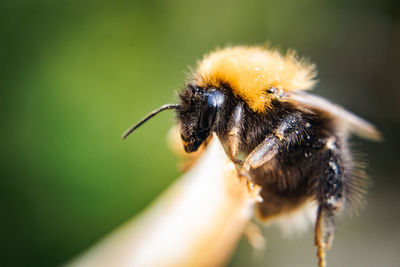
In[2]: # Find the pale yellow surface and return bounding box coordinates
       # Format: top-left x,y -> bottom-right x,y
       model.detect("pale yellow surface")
66,135 -> 257,267
194,46 -> 316,113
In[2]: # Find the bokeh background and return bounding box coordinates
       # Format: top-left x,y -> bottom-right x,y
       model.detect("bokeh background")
1,0 -> 399,266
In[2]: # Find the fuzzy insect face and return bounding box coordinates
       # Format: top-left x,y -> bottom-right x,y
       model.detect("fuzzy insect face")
177,85 -> 225,152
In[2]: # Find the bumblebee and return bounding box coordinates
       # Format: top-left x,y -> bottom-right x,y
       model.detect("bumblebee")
123,46 -> 381,267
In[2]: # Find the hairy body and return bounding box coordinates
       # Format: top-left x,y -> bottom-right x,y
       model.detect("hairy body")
124,46 -> 380,267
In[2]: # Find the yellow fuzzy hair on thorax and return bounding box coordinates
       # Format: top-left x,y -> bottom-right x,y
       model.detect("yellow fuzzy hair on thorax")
194,46 -> 317,113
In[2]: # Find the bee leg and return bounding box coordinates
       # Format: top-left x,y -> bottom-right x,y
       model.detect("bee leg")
315,145 -> 344,267
315,206 -> 335,267
243,222 -> 266,250
241,113 -> 302,175
238,113 -> 303,195
227,102 -> 245,165
226,103 -> 255,191
240,134 -> 279,176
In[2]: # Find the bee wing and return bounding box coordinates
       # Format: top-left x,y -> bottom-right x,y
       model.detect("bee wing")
283,91 -> 382,141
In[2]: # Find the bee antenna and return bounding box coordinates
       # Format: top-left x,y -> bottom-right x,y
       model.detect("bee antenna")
122,104 -> 181,140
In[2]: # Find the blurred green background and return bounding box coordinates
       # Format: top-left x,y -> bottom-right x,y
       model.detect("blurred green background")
1,0 -> 399,266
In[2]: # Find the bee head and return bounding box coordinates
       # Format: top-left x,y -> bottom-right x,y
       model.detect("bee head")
177,85 -> 225,152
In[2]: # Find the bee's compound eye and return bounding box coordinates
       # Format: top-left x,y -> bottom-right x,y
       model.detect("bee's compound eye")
199,91 -> 224,132
199,94 -> 217,131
